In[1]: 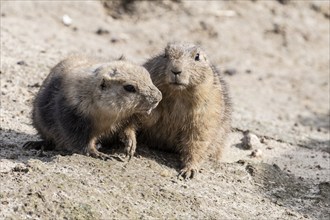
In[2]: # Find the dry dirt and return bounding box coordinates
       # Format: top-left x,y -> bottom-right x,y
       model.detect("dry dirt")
0,0 -> 329,219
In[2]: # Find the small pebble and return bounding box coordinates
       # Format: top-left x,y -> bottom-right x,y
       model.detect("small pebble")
62,14 -> 72,26
260,137 -> 266,143
110,33 -> 130,43
96,28 -> 109,35
17,61 -> 27,66
236,160 -> 246,165
250,149 -> 262,158
276,0 -> 290,5
224,68 -> 237,76
28,83 -> 40,88
315,165 -> 322,169
12,164 -> 29,173
241,131 -> 261,150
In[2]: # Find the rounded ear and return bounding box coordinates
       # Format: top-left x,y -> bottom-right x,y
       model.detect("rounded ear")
109,68 -> 118,77
164,44 -> 170,58
165,43 -> 171,53
91,63 -> 105,75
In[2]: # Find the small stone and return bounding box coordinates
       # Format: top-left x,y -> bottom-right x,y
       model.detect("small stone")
273,164 -> 281,170
241,131 -> 261,150
12,164 -> 29,173
96,28 -> 109,35
236,160 -> 246,165
17,60 -> 27,66
246,164 -> 256,176
276,0 -> 290,5
28,83 -> 40,88
250,149 -> 262,158
110,33 -> 130,43
260,137 -> 266,144
160,170 -> 171,177
223,68 -> 237,76
62,14 -> 72,26
315,165 -> 322,169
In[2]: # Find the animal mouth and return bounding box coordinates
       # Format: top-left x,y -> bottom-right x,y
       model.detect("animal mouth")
169,82 -> 187,88
170,82 -> 184,85
145,102 -> 159,115
146,108 -> 153,115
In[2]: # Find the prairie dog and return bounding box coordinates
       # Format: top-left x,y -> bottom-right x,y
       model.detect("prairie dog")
141,43 -> 231,178
24,55 -> 162,160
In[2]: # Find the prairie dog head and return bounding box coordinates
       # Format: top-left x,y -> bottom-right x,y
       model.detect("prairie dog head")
94,61 -> 162,116
162,43 -> 213,90
66,60 -> 162,117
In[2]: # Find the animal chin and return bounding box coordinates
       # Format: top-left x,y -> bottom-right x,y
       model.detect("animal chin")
169,82 -> 187,89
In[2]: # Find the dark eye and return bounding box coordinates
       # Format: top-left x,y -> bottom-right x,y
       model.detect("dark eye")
195,53 -> 200,61
100,79 -> 106,90
123,85 -> 136,93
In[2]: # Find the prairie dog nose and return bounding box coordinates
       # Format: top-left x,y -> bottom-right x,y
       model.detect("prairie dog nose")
148,88 -> 162,105
171,70 -> 182,75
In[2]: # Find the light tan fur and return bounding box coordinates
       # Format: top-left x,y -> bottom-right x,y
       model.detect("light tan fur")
29,55 -> 162,160
141,43 -> 231,178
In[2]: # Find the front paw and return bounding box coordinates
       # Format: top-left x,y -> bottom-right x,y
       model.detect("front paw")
86,149 -> 113,161
124,138 -> 136,161
178,165 -> 199,179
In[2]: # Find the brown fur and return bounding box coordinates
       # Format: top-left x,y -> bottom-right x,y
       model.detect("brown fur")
24,55 -> 162,160
141,42 -> 231,178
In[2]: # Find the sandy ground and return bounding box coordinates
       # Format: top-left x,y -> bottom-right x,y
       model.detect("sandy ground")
0,0 -> 329,219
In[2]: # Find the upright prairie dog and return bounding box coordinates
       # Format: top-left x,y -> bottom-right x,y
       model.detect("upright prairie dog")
24,55 -> 162,160
141,42 -> 231,178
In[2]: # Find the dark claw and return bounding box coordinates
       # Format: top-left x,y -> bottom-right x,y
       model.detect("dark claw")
178,168 -> 197,179
96,152 -> 113,161
88,149 -> 126,162
124,140 -> 135,162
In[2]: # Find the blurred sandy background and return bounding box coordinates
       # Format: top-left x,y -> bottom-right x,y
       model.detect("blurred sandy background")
0,1 -> 329,219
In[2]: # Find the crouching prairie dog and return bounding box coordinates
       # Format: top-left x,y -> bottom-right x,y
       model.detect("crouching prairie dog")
141,42 -> 231,178
23,55 -> 162,160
